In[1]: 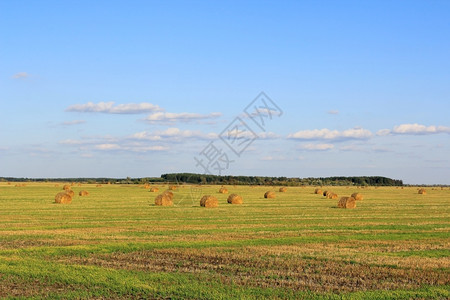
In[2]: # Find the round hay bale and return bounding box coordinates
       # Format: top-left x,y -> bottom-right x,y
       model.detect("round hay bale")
227,194 -> 243,204
149,187 -> 159,192
326,192 -> 338,199
163,191 -> 174,199
329,193 -> 338,200
338,196 -> 356,209
144,184 -> 150,189
324,190 -> 333,197
314,188 -> 322,195
55,192 -> 72,204
66,190 -> 75,197
200,195 -> 218,208
79,190 -> 89,196
351,193 -> 364,201
264,191 -> 276,198
62,184 -> 71,191
418,188 -> 426,195
168,185 -> 177,191
279,187 -> 287,192
154,193 -> 173,206
218,187 -> 228,194
96,184 -> 102,187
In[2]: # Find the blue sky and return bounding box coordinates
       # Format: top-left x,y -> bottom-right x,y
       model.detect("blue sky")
1,0 -> 449,184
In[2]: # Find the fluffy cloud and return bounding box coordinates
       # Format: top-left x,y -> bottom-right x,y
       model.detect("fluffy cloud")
94,143 -> 121,150
377,123 -> 450,136
288,127 -> 372,141
144,112 -> 222,123
132,128 -> 218,140
93,143 -> 169,152
299,143 -> 334,151
12,72 -> 29,79
66,102 -> 162,114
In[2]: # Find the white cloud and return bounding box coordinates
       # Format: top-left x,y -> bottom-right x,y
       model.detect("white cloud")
66,102 -> 163,114
61,120 -> 86,126
288,127 -> 372,141
144,112 -> 222,123
156,127 -> 218,140
129,128 -> 218,142
94,143 -> 121,150
299,143 -> 334,151
378,123 -> 450,136
376,129 -> 391,136
59,139 -> 85,145
130,131 -> 163,141
12,72 -> 29,79
327,110 -> 339,115
128,145 -> 169,152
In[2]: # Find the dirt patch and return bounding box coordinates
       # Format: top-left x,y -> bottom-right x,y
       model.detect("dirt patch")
58,247 -> 450,293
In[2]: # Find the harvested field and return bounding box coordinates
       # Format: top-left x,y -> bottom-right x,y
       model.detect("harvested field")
0,183 -> 448,299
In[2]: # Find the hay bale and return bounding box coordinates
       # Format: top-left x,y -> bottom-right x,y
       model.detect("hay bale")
55,192 -> 72,204
323,190 -> 332,197
338,197 -> 356,209
96,184 -> 102,187
351,193 -> 364,201
264,191 -> 276,198
144,184 -> 150,189
218,187 -> 228,194
200,195 -> 218,208
163,191 -> 174,199
168,185 -> 177,191
227,194 -> 243,204
79,190 -> 89,196
327,192 -> 338,199
66,190 -> 75,197
155,193 -> 173,206
418,188 -> 426,195
314,188 -> 322,194
62,184 -> 71,191
149,187 -> 159,192
279,187 -> 287,192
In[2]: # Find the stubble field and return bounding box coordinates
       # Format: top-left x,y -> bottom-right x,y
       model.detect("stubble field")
0,183 -> 449,299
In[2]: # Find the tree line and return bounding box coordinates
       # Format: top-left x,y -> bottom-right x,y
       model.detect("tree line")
0,174 -> 403,186
160,173 -> 403,186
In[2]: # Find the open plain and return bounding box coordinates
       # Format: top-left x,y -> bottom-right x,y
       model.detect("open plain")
0,183 -> 449,299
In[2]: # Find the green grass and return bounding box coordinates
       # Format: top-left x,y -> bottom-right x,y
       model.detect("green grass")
0,183 -> 449,299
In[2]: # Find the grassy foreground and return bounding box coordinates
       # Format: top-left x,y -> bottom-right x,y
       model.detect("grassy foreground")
0,183 -> 449,299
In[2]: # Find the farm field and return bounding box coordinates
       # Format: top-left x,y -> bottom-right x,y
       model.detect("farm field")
0,183 -> 449,299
